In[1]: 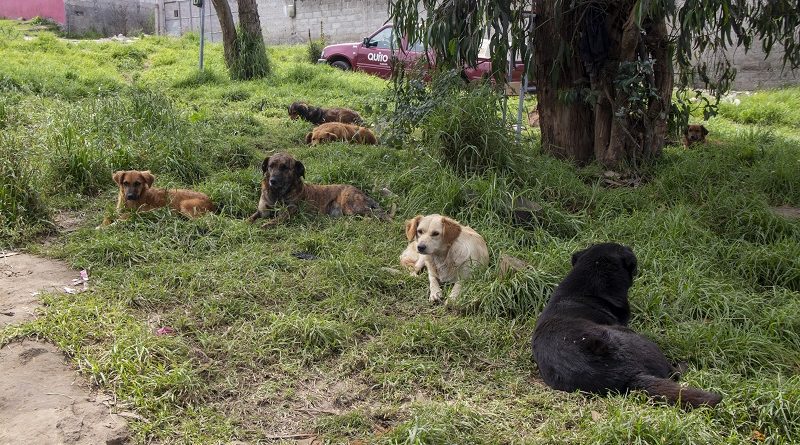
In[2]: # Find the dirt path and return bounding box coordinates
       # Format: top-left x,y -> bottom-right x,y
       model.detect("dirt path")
0,253 -> 130,445
0,253 -> 77,328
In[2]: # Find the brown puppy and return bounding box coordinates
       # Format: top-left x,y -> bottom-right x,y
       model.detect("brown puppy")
403,214 -> 489,304
305,122 -> 378,146
106,170 -> 214,224
682,124 -> 709,147
288,101 -> 363,125
247,152 -> 388,227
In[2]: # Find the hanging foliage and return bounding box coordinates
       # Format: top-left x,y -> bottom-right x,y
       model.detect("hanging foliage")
389,0 -> 800,167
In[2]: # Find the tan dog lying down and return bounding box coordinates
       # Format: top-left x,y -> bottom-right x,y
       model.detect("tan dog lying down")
305,122 -> 378,145
402,214 -> 489,303
247,152 -> 388,227
105,170 -> 214,224
682,124 -> 709,147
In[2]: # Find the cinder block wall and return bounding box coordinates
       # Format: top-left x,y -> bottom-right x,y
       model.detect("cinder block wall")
258,0 -> 389,44
66,0 -> 156,36
724,44 -> 799,90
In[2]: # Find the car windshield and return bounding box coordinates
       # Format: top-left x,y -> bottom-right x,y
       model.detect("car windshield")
370,27 -> 394,49
478,39 -> 492,59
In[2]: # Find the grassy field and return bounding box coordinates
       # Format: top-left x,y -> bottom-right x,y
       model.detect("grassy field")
1,19 -> 799,445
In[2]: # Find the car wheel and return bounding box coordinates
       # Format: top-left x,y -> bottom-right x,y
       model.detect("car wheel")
331,60 -> 351,71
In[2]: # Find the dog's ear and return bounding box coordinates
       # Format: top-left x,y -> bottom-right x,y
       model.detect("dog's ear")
112,171 -> 125,185
261,157 -> 270,174
700,125 -> 709,136
405,215 -> 422,241
621,246 -> 638,279
141,171 -> 155,187
571,248 -> 588,267
441,217 -> 462,245
305,132 -> 313,144
294,160 -> 305,178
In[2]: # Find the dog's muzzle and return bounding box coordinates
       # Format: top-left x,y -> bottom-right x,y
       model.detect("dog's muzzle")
417,244 -> 427,254
126,193 -> 139,201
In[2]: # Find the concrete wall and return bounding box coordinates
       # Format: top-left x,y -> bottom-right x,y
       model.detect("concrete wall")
723,44 -> 799,90
65,0 -> 156,36
156,0 -> 387,44
160,0 -> 235,43
0,0 -> 66,24
258,0 -> 390,44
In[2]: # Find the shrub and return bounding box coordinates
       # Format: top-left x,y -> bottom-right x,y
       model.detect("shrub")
382,69 -> 514,174
306,28 -> 326,64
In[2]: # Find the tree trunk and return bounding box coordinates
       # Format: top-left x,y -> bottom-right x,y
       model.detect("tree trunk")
210,0 -> 237,69
232,0 -> 270,79
534,0 -> 672,168
237,0 -> 262,39
533,0 -> 594,165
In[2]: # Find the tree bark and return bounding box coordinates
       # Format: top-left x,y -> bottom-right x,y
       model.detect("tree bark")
237,0 -> 262,38
535,0 -> 672,168
210,0 -> 237,69
643,19 -> 672,160
603,4 -> 641,166
533,0 -> 594,165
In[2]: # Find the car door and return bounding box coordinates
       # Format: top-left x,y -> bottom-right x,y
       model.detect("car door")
355,26 -> 395,78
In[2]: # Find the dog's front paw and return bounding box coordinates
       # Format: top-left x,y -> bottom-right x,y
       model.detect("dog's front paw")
429,290 -> 442,303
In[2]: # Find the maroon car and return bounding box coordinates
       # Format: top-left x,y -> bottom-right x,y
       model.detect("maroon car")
318,24 -> 528,84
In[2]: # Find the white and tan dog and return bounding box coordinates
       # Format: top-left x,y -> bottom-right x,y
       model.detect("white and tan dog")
401,214 -> 489,303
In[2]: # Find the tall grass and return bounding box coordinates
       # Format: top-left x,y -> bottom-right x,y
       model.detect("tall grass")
0,135 -> 49,237
229,27 -> 271,80
1,19 -> 799,445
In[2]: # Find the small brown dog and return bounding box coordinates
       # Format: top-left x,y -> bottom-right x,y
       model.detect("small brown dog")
305,122 -> 378,146
288,101 -> 363,125
683,124 -> 709,147
402,214 -> 489,304
105,170 -> 214,224
247,152 -> 388,227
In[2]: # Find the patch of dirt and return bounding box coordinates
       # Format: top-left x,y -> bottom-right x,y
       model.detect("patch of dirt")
230,372 -> 375,441
1,253 -> 131,444
0,253 -> 79,328
770,206 -> 800,220
54,210 -> 87,233
0,340 -> 129,445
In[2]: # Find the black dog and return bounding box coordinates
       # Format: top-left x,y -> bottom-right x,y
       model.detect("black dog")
287,102 -> 363,126
531,243 -> 722,408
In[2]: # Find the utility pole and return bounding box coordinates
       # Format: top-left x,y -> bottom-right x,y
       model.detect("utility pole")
193,0 -> 205,70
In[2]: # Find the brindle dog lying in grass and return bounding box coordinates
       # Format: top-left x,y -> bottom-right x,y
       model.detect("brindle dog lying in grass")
247,152 -> 389,227
288,101 -> 363,125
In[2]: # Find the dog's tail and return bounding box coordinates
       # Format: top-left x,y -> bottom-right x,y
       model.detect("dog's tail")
629,374 -> 722,409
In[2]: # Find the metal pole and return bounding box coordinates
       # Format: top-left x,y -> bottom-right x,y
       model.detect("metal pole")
199,0 -> 206,71
516,74 -> 527,143
516,14 -> 532,144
